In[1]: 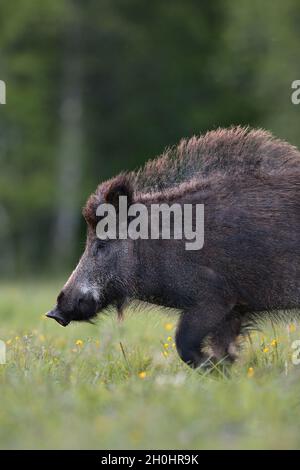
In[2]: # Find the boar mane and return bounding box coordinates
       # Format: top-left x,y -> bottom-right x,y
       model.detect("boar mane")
84,126 -> 300,221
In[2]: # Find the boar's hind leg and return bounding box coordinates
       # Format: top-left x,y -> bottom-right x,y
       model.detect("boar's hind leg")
175,298 -> 235,369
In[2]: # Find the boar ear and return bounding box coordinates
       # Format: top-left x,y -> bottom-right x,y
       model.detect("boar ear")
104,177 -> 133,210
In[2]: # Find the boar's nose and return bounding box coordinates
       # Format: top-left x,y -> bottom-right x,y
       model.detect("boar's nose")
77,294 -> 97,317
46,308 -> 70,327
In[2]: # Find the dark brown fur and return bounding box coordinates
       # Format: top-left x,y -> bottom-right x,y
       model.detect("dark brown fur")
49,127 -> 300,369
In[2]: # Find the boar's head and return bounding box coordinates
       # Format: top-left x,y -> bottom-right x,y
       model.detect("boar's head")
46,176 -> 135,326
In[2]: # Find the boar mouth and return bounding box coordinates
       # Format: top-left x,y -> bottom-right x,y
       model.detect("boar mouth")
46,308 -> 70,327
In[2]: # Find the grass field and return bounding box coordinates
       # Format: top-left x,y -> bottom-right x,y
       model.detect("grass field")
0,280 -> 300,450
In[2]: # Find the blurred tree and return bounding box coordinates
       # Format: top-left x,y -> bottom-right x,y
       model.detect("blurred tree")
0,0 -> 299,276
52,1 -> 84,268
0,0 -> 66,275
219,0 -> 300,146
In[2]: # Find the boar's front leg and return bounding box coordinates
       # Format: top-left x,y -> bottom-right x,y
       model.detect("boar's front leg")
175,297 -> 235,369
208,313 -> 242,364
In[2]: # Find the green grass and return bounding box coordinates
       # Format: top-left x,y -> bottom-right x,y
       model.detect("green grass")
0,281 -> 300,449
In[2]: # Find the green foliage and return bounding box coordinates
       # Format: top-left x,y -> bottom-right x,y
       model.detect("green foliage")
1,4 -> 299,449
0,0 -> 299,274
0,282 -> 300,449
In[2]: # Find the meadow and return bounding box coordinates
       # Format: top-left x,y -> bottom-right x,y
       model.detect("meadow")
0,280 -> 300,450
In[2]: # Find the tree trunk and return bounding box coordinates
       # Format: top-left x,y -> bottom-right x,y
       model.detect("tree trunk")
52,8 -> 84,270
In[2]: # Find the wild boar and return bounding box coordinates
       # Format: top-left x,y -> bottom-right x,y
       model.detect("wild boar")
47,127 -> 300,368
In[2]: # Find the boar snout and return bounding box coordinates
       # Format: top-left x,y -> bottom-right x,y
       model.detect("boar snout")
46,288 -> 98,326
76,293 -> 98,318
46,307 -> 70,327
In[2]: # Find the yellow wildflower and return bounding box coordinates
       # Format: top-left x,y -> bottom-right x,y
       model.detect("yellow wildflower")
75,339 -> 83,347
247,367 -> 254,378
164,322 -> 173,331
163,343 -> 169,349
167,336 -> 172,342
15,336 -> 20,341
271,339 -> 277,347
138,371 -> 147,379
263,347 -> 269,353
6,339 -> 12,345
289,324 -> 296,333
163,351 -> 169,357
